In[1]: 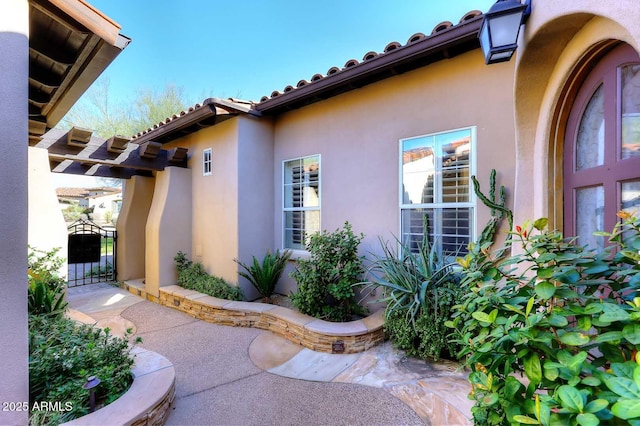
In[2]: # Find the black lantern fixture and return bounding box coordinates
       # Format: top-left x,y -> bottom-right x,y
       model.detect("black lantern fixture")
479,0 -> 531,64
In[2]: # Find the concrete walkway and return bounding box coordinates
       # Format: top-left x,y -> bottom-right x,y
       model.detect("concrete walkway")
67,283 -> 472,425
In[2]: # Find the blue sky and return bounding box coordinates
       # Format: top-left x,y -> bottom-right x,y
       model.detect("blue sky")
55,0 -> 496,188
89,0 -> 496,105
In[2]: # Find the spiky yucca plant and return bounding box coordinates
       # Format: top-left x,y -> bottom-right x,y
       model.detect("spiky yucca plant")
235,250 -> 292,301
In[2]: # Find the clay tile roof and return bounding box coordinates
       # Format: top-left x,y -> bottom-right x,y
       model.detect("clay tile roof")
256,9 -> 485,115
131,98 -> 258,145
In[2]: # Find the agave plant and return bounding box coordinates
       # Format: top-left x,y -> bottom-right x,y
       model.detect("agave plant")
235,249 -> 292,301
363,232 -> 457,325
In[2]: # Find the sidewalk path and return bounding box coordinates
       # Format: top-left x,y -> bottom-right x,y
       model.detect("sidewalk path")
68,284 -> 425,425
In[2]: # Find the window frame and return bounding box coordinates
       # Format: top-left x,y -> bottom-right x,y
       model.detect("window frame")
563,43 -> 640,247
282,154 -> 321,252
399,126 -> 477,257
203,148 -> 212,176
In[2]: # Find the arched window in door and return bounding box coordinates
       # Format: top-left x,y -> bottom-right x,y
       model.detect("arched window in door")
564,43 -> 640,249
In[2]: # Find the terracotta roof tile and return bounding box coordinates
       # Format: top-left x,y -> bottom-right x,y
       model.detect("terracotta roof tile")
257,9 -> 483,106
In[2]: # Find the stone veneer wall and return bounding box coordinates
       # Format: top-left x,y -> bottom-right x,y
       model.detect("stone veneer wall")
123,282 -> 385,354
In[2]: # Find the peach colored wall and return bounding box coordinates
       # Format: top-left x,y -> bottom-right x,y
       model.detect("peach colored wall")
145,167 -> 192,297
117,175 -> 154,280
28,147 -> 68,274
514,0 -> 640,229
237,116 -> 275,300
164,119 -> 241,287
273,49 -> 516,294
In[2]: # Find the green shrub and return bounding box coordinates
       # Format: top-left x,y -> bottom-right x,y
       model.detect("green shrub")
290,222 -> 365,321
235,249 -> 292,301
448,214 -> 640,425
84,262 -> 113,278
174,251 -> 243,301
28,247 -> 68,317
362,215 -> 463,360
29,315 -> 138,424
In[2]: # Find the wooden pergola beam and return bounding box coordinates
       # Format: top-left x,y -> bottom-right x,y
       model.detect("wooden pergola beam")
36,128 -> 188,179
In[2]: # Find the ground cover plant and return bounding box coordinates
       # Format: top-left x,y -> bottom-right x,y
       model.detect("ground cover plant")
28,247 -> 138,424
290,222 -> 366,321
448,213 -> 640,425
29,316 -> 137,424
235,249 -> 291,302
174,251 -> 243,301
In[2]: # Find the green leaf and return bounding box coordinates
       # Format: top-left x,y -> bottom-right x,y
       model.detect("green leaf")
600,303 -> 631,322
612,399 -> 640,420
526,297 -> 535,317
623,324 -> 640,344
576,413 -> 600,426
513,415 -> 540,424
482,392 -> 500,406
537,268 -> 554,279
578,316 -> 592,331
548,315 -> 568,327
524,353 -> 543,385
556,385 -> 584,413
603,377 -> 640,398
581,377 -> 601,387
533,218 -> 549,231
595,331 -> 623,343
560,332 -> 590,346
544,363 -> 559,381
536,281 -> 556,300
584,399 -> 608,414
472,311 -> 495,324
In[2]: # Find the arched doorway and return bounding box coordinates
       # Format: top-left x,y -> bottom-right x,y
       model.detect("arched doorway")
563,43 -> 640,248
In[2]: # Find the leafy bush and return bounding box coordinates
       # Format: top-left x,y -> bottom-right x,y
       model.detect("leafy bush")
448,214 -> 640,425
62,204 -> 90,223
290,222 -> 365,321
28,247 -> 68,317
235,249 -> 292,301
361,216 -> 463,360
174,251 -> 243,301
84,262 -> 113,278
29,315 -> 138,424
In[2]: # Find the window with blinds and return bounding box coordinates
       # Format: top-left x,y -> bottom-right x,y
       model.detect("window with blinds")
400,128 -> 475,257
283,155 -> 320,250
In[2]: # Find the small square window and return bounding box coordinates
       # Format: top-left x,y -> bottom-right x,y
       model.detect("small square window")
203,148 -> 212,176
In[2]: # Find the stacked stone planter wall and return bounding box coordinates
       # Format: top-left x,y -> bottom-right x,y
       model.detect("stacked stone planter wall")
122,282 -> 385,354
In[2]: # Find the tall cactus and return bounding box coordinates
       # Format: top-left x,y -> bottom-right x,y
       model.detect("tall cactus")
472,169 -> 513,251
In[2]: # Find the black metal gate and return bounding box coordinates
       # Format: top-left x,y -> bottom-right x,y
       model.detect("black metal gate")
67,219 -> 117,286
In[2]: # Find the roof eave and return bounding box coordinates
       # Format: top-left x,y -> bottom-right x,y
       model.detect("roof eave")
132,98 -> 257,145
255,15 -> 483,115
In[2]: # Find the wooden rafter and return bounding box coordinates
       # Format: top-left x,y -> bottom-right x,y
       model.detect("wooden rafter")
35,128 -> 188,179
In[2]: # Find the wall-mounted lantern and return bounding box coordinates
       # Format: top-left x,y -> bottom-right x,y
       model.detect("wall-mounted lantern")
479,0 -> 531,64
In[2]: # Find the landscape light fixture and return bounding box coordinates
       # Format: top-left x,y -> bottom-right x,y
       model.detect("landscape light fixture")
83,375 -> 101,412
479,0 -> 531,64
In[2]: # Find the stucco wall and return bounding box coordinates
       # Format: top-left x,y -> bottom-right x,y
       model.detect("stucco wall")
514,0 -> 640,229
145,167 -> 192,297
0,1 -> 29,423
273,48 -> 517,293
164,119 -> 241,286
117,175 -> 155,281
237,116 -> 275,300
28,147 -> 68,270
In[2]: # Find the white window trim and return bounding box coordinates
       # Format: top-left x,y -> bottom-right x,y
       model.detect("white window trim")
282,154 -> 321,251
203,148 -> 212,176
398,126 -> 477,252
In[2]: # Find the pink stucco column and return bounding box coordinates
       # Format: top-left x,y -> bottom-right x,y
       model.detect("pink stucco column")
0,0 -> 29,424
